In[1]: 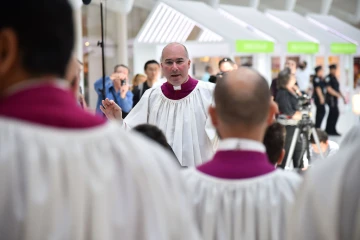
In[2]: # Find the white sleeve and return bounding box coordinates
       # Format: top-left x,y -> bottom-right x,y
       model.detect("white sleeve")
123,88 -> 156,129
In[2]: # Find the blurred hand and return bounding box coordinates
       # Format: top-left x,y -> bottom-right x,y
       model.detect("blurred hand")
120,83 -> 129,99
100,98 -> 123,121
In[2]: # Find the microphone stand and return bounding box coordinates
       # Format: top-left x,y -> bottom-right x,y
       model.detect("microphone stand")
97,1 -> 106,101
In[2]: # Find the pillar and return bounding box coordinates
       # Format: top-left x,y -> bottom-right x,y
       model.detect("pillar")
116,12 -> 128,66
74,7 -> 84,92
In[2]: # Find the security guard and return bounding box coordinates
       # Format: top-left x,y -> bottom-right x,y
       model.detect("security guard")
312,66 -> 326,128
325,64 -> 346,136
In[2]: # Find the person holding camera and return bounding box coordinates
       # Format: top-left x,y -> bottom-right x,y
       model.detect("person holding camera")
312,66 -> 326,128
275,68 -> 304,169
94,64 -> 133,118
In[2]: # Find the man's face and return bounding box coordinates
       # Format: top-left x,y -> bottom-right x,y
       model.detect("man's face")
219,62 -> 234,73
115,66 -> 129,79
330,68 -> 337,75
285,60 -> 297,74
145,63 -> 160,82
161,44 -> 190,86
311,141 -> 328,154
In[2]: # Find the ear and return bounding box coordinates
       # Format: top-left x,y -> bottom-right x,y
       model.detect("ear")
267,98 -> 278,125
208,105 -> 218,128
277,149 -> 285,166
188,59 -> 191,68
0,29 -> 18,76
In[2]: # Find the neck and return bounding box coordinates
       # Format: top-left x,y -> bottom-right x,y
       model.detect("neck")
218,125 -> 265,143
171,76 -> 189,87
147,78 -> 157,87
114,84 -> 120,92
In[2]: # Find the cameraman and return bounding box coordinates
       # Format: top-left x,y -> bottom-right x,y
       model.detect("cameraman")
275,68 -> 303,169
94,64 -> 133,118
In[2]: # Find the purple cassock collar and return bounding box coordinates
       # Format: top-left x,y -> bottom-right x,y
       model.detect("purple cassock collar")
197,138 -> 275,179
161,76 -> 198,100
0,80 -> 106,129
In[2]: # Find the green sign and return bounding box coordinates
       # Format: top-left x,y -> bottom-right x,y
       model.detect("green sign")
331,43 -> 357,54
287,42 -> 319,54
235,40 -> 274,53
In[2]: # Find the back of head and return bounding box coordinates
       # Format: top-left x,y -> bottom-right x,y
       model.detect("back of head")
264,122 -> 286,165
214,67 -> 271,127
277,68 -> 291,89
0,0 -> 74,79
133,124 -> 178,162
310,129 -> 328,144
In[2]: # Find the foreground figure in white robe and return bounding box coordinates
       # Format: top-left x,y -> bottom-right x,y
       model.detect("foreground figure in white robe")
0,2 -> 200,239
287,124 -> 360,240
182,68 -> 302,240
101,42 -> 217,167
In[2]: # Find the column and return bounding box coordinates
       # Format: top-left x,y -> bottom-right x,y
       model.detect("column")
73,8 -> 84,92
320,0 -> 333,15
116,12 -> 128,66
285,0 -> 297,11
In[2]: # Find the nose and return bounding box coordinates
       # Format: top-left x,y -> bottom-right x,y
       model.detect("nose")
171,63 -> 179,72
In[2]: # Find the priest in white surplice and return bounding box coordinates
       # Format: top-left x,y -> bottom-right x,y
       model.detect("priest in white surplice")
101,42 -> 217,167
0,1 -> 201,239
181,68 -> 302,240
287,124 -> 360,240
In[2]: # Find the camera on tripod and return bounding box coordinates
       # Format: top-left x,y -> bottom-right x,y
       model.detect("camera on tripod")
298,94 -> 311,111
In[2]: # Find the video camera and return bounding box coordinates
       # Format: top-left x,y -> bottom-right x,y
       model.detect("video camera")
298,94 -> 311,111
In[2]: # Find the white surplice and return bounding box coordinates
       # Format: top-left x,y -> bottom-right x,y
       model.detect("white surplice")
181,139 -> 302,240
0,118 -> 201,240
123,81 -> 218,167
287,124 -> 360,240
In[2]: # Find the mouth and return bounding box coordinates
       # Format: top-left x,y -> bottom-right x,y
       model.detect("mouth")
171,74 -> 181,77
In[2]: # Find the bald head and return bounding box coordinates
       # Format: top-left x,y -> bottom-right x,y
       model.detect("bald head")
160,42 -> 189,62
214,67 -> 270,126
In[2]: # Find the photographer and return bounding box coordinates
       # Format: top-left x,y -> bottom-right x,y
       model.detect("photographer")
275,68 -> 303,169
94,64 -> 133,118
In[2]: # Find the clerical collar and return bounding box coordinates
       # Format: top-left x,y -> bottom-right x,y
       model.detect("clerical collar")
218,138 -> 266,153
173,77 -> 189,91
161,76 -> 198,100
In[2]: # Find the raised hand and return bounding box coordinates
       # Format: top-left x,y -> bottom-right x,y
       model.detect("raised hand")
100,98 -> 123,120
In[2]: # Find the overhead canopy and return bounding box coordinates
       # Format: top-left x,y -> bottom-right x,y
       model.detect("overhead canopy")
136,0 -> 271,48
265,10 -> 351,54
219,5 -> 312,44
306,14 -> 359,54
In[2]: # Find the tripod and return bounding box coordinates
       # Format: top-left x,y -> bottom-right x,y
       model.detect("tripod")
282,114 -> 324,170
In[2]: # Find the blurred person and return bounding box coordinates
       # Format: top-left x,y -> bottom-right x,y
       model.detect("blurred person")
296,60 -> 311,93
130,73 -> 146,90
0,1 -> 202,239
325,64 -> 346,136
182,67 -> 301,240
275,68 -> 304,169
201,65 -> 213,82
287,124 -> 360,240
264,122 -> 286,167
65,56 -> 87,109
271,59 -> 299,99
94,64 -> 133,118
132,60 -> 161,107
313,66 -> 326,128
101,42 -> 218,167
208,58 -> 237,84
308,129 -> 339,165
133,124 -> 181,167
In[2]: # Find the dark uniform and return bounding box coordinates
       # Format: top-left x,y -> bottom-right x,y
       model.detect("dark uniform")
312,76 -> 326,128
325,73 -> 340,135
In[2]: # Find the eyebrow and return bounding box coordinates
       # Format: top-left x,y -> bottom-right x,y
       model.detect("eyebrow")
165,58 -> 185,61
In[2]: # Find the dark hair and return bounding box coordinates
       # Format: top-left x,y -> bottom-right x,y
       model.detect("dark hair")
218,58 -> 234,68
315,66 -> 322,74
329,64 -> 337,70
263,122 -> 286,165
133,124 -> 179,165
310,129 -> 328,144
277,67 -> 291,89
144,60 -> 160,71
0,0 -> 74,78
114,64 -> 130,73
